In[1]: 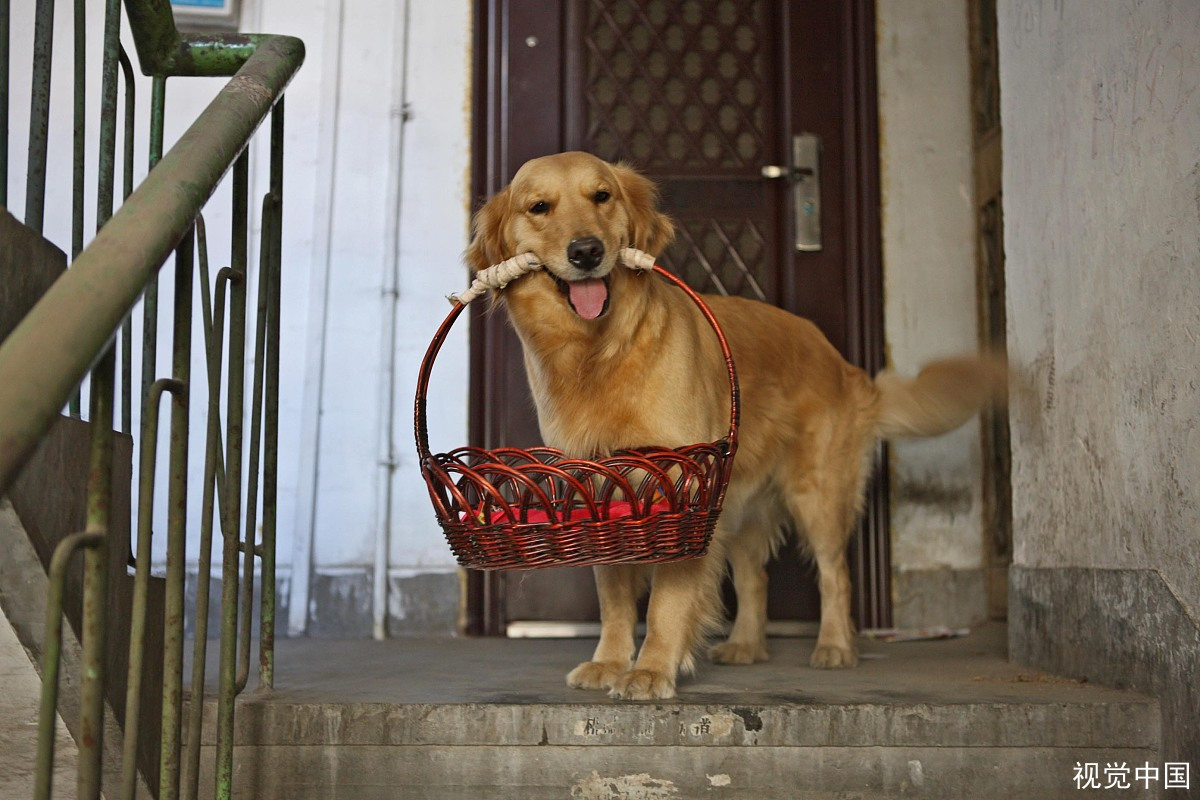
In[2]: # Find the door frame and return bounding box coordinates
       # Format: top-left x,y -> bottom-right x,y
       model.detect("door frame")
466,0 -> 888,635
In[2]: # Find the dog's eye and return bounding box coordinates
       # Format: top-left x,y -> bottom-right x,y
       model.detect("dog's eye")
528,200 -> 549,215
593,190 -> 611,204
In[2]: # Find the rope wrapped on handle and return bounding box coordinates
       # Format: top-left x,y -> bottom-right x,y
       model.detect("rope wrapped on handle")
450,247 -> 658,305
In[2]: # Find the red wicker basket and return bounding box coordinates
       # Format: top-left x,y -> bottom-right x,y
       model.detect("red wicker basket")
414,265 -> 740,570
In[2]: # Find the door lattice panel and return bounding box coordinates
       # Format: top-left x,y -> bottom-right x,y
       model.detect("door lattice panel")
661,219 -> 768,300
582,0 -> 776,301
584,0 -> 768,170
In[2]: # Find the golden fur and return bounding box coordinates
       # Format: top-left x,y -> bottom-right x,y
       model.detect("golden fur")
466,151 -> 1004,700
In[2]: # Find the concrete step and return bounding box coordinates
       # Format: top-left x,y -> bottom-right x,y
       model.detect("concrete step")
193,624 -> 1160,799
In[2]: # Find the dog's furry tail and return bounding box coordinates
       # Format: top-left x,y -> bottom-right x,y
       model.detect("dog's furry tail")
873,355 -> 1007,440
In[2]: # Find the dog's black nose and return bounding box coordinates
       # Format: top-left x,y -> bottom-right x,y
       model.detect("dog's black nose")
567,237 -> 605,271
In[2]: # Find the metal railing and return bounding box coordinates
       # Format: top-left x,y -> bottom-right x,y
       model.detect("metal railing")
0,0 -> 303,797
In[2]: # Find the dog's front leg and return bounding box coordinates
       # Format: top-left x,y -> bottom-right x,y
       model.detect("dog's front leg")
567,564 -> 642,690
610,551 -> 724,701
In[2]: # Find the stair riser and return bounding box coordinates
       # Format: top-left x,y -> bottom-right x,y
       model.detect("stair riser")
199,744 -> 1161,799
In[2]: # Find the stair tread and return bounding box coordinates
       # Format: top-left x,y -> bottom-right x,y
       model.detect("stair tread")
199,624 -> 1158,750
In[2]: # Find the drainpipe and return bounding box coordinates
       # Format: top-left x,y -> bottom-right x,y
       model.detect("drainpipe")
288,0 -> 345,637
374,0 -> 414,641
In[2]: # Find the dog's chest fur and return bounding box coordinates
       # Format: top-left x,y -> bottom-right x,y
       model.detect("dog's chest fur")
507,278 -> 718,458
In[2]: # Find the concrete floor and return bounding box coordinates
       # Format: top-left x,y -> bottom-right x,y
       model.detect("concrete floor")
254,622 -> 1137,708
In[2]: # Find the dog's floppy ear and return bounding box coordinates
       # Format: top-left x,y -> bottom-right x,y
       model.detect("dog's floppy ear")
612,162 -> 675,256
465,186 -> 513,273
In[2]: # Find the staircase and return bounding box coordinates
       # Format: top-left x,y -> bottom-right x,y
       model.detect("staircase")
187,625 -> 1159,799
0,209 -> 163,795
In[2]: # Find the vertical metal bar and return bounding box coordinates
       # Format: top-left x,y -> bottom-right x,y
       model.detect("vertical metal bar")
140,76 -> 166,446
119,46 -> 137,433
236,193 -> 270,693
121,377 -> 182,800
96,0 -> 121,228
159,225 -> 193,800
80,350 -> 115,799
71,0 -> 85,253
0,0 -> 8,207
259,99 -> 285,689
196,215 -> 230,509
25,0 -> 54,232
149,76 -> 166,168
119,48 -> 135,203
181,267 -> 237,800
33,531 -> 103,800
214,151 -> 249,800
235,228 -> 264,692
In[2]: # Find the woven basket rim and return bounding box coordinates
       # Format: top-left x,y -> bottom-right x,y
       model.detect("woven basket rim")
414,264 -> 740,567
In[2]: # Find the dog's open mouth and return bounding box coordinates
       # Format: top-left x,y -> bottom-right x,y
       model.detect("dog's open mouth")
553,275 -> 610,320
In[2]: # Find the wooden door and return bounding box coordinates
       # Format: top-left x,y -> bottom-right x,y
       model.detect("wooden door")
467,0 -> 888,635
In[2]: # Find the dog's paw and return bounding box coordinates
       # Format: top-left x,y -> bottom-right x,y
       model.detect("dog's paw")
709,640 -> 769,665
810,642 -> 858,669
609,668 -> 676,700
566,660 -> 626,690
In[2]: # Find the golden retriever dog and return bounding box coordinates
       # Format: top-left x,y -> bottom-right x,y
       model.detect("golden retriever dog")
466,151 -> 1003,700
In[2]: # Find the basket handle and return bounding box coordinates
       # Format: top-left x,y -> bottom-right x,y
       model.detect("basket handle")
415,264 -> 740,463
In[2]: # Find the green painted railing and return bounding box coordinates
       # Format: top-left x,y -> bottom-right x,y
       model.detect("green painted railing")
0,0 -> 302,797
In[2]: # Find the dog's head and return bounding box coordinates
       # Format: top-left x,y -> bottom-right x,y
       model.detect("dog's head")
465,152 -> 674,320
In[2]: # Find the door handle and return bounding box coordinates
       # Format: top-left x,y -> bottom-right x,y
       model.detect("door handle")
761,133 -> 822,252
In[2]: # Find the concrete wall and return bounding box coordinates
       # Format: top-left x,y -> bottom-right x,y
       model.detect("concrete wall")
877,2 -> 989,628
6,0 -> 471,637
999,0 -> 1200,765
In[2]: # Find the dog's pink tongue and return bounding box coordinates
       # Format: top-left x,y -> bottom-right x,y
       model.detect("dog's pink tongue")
568,278 -> 608,320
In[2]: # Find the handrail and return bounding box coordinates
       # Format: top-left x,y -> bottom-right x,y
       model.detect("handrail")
5,3 -> 302,796
125,0 -> 267,78
0,34 -> 304,495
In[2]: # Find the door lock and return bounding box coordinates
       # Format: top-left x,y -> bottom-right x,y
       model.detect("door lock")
761,133 -> 822,252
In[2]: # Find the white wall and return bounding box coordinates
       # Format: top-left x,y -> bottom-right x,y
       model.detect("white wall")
1001,0 -> 1200,616
6,0 -> 473,634
999,0 -> 1200,763
288,0 -> 472,634
877,2 -> 987,625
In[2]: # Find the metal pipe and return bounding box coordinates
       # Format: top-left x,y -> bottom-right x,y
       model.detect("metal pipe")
119,48 -> 135,201
181,266 -> 238,800
67,0 -> 85,420
24,0 -> 53,232
79,348 -> 115,800
214,151 -> 249,800
0,35 -> 305,495
196,215 -> 230,511
119,46 -> 136,434
121,377 -> 183,800
259,99 -> 285,688
139,73 -> 166,490
1,0 -> 9,206
236,192 -> 272,694
71,0 -> 85,256
373,0 -> 414,641
96,0 -> 121,229
33,531 -> 104,800
158,226 -> 194,800
121,0 -> 271,80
